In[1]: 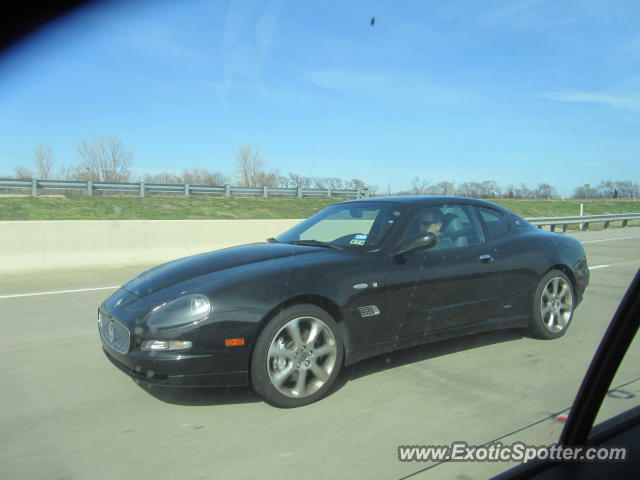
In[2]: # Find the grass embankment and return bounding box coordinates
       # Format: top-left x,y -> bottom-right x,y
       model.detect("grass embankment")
0,196 -> 339,220
491,199 -> 639,218
0,195 -> 637,221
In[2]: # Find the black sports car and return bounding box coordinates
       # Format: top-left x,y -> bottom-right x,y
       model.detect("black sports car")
99,196 -> 589,407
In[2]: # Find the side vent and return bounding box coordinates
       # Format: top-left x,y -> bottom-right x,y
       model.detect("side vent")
358,305 -> 381,318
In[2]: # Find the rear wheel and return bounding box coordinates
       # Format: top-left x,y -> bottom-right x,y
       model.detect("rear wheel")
529,269 -> 575,339
250,304 -> 343,407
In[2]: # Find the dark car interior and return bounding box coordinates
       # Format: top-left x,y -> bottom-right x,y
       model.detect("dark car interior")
440,213 -> 471,247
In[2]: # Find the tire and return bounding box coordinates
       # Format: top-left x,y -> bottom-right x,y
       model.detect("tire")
528,269 -> 575,339
250,304 -> 344,408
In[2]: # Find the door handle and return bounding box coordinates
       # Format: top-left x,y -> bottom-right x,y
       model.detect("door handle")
479,254 -> 493,263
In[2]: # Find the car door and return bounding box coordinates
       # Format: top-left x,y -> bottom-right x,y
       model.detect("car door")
385,204 -> 502,340
475,206 -> 530,318
339,207 -> 408,352
341,251 -> 392,351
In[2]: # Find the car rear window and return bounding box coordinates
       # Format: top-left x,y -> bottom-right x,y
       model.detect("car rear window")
478,207 -> 510,240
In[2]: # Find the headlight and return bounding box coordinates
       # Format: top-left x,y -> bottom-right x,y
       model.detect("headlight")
141,340 -> 192,351
145,294 -> 211,329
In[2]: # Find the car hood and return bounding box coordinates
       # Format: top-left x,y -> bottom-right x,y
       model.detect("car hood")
122,242 -> 330,298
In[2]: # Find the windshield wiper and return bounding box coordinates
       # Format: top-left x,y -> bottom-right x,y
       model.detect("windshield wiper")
266,237 -> 279,243
289,240 -> 343,250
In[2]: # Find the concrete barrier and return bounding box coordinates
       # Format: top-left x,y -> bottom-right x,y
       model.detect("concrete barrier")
0,219 -> 302,273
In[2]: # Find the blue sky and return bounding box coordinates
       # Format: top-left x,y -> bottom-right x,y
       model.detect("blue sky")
0,0 -> 638,195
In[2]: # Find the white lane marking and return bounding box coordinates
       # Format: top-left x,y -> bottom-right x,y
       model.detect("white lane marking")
0,286 -> 120,299
589,265 -> 611,270
581,235 -> 640,244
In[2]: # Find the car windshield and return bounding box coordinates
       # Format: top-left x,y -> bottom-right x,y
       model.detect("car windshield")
276,202 -> 406,250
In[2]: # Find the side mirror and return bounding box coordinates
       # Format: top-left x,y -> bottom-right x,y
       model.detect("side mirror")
393,233 -> 436,258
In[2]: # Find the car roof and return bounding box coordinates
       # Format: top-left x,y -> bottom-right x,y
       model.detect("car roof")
339,195 -> 510,212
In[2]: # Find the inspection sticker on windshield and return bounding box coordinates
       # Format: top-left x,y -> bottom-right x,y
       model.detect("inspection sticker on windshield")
354,234 -> 368,240
350,239 -> 366,246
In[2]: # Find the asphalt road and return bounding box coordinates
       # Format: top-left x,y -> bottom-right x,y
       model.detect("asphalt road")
1,228 -> 639,480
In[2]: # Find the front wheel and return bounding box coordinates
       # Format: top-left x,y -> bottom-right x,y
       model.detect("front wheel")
528,270 -> 575,339
250,304 -> 344,407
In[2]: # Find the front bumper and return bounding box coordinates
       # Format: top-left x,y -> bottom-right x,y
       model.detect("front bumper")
98,301 -> 257,388
102,346 -> 249,387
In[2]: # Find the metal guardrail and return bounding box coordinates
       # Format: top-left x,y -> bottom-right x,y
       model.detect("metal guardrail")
0,178 -> 367,199
526,213 -> 640,232
1,180 -> 638,229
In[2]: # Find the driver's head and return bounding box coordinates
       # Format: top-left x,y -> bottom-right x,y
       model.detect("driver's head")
418,209 -> 443,234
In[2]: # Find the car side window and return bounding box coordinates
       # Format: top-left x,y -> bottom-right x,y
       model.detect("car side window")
511,213 -> 535,229
477,207 -> 510,241
400,204 -> 482,250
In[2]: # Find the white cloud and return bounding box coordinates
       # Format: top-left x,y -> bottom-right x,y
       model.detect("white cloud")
482,0 -> 546,22
541,90 -> 640,109
479,0 -> 575,30
304,70 -> 391,95
303,70 -> 477,106
579,161 -> 606,167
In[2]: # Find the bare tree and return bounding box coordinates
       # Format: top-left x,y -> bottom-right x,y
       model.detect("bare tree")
310,176 -> 371,193
572,184 -> 598,199
57,164 -> 74,181
410,177 -> 430,194
278,175 -> 292,188
504,184 -> 516,199
597,180 -> 616,198
456,181 -> 482,197
75,136 -> 133,182
144,171 -> 183,184
182,168 -> 226,185
312,177 -> 328,189
515,183 -> 533,199
479,180 -> 501,198
327,177 -> 345,190
14,166 -> 33,179
434,181 -> 452,195
614,180 -> 634,198
571,186 -> 584,199
535,183 -> 557,199
287,173 -> 313,188
235,145 -> 266,187
34,146 -> 56,179
346,178 -> 366,191
208,170 -> 227,186
255,170 -> 280,187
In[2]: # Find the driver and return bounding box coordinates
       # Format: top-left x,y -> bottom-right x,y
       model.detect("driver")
418,209 -> 444,235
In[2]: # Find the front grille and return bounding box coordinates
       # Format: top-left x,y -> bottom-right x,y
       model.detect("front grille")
98,311 -> 130,354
